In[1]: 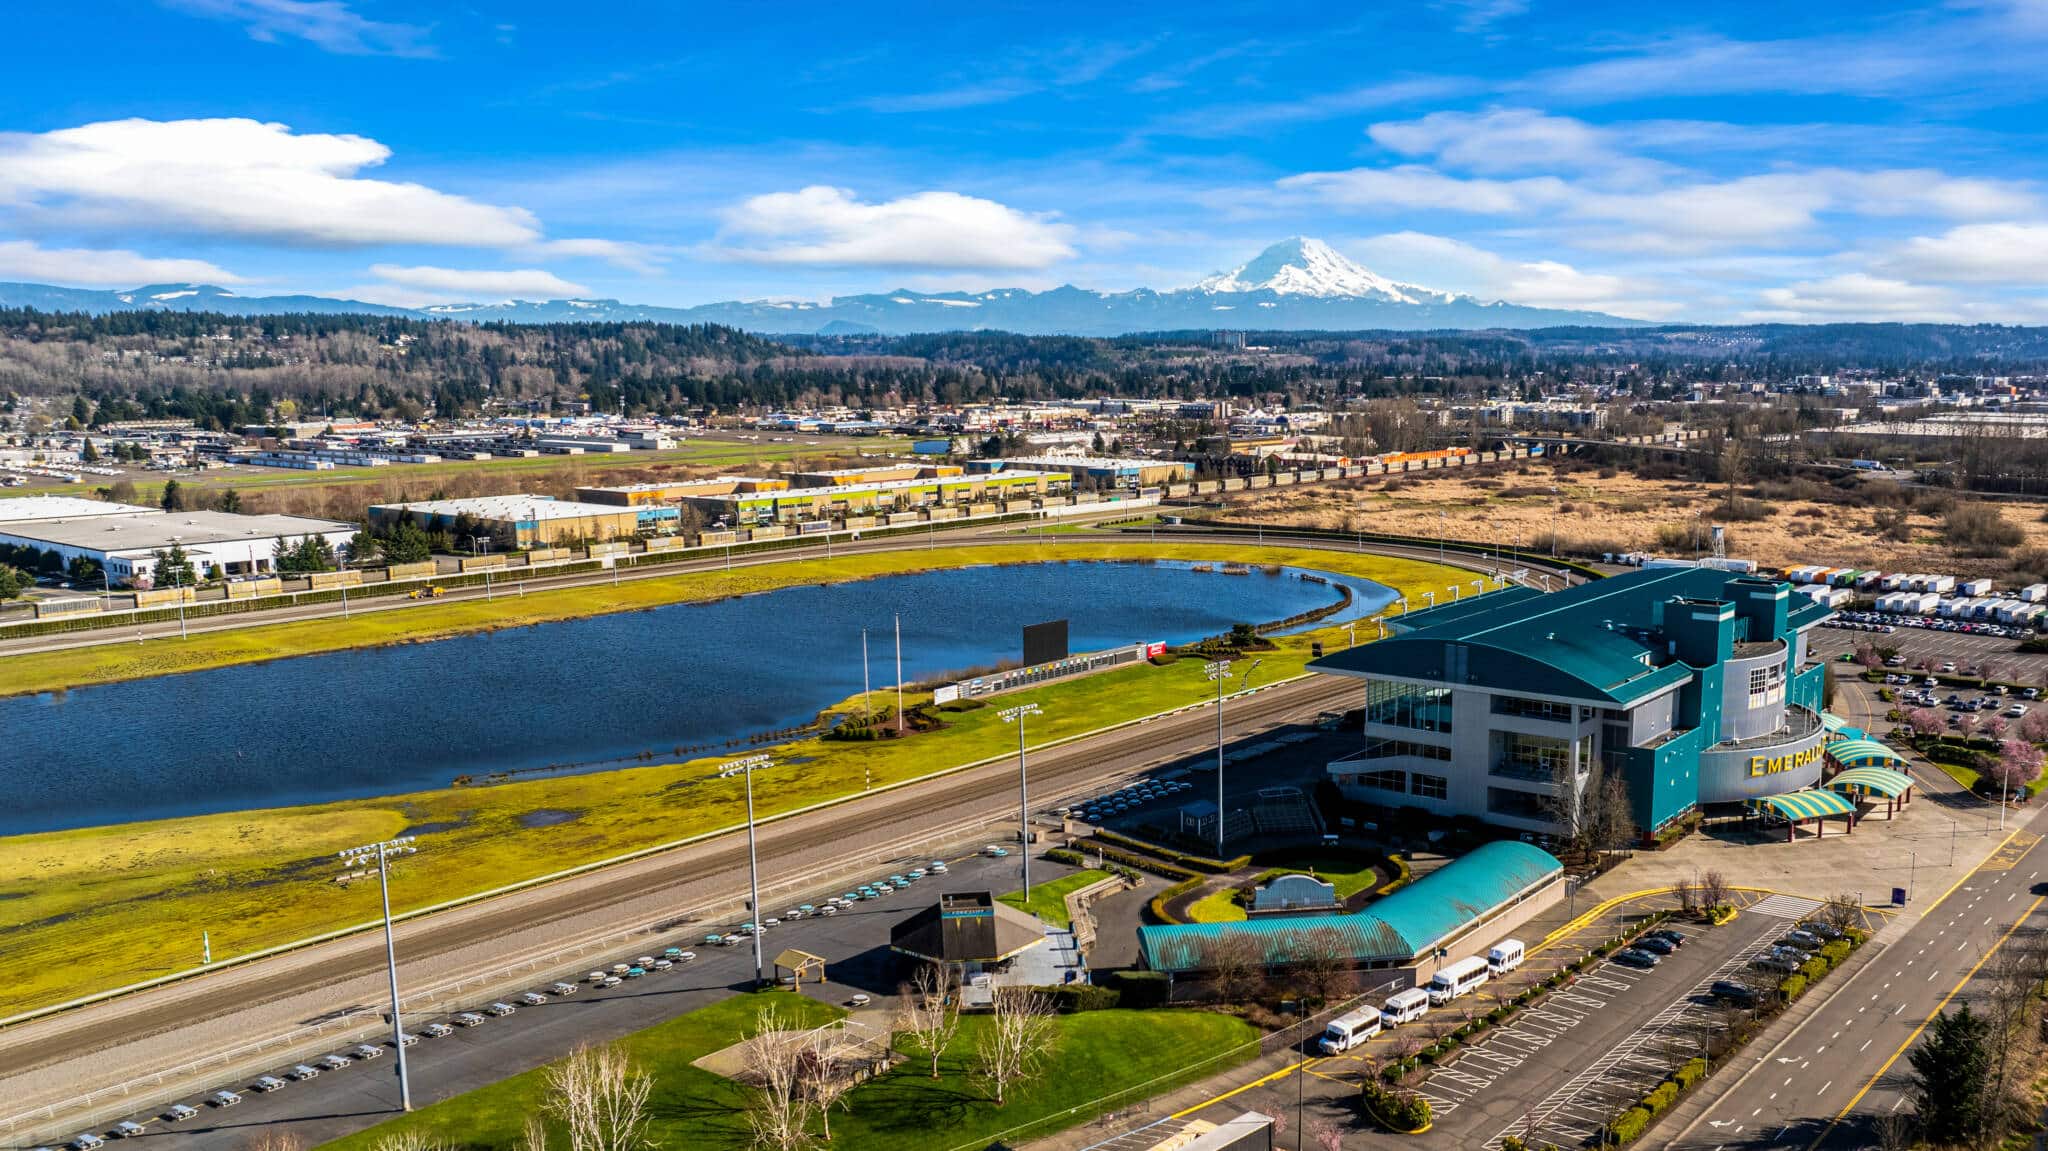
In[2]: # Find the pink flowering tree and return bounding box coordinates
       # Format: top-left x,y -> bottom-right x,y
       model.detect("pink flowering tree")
1904,708 -> 1945,740
2019,708 -> 2048,743
1981,715 -> 2008,741
1993,740 -> 2043,795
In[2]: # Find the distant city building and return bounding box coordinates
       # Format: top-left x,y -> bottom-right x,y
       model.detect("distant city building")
0,509 -> 356,584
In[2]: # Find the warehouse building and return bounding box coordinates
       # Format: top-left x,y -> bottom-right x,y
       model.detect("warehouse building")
0,495 -> 164,524
0,509 -> 357,585
367,494 -> 673,548
680,469 -> 1063,526
787,464 -> 964,487
574,477 -> 788,506
966,455 -> 1195,488
1311,567 -> 1833,837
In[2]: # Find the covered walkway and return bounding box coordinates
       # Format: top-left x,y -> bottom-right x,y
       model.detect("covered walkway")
1747,789 -> 1859,841
1826,737 -> 1908,770
1823,765 -> 1915,819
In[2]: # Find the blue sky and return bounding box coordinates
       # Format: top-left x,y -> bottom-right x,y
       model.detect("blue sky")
4,0 -> 2048,321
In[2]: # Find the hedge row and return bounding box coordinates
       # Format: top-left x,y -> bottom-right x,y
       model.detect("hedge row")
1042,848 -> 1141,884
1147,876 -> 1204,924
1087,841 -> 1203,884
1089,828 -> 1250,874
1031,984 -> 1120,1012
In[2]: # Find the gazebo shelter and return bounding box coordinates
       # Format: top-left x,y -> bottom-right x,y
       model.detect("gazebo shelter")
1748,789 -> 1859,841
774,947 -> 827,986
1823,766 -> 1916,819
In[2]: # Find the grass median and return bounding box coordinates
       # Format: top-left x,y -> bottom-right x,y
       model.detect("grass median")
998,869 -> 1112,929
319,993 -> 1256,1151
0,541 -> 1469,1016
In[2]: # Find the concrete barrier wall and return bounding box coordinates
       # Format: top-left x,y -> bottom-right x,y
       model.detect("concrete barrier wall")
133,587 -> 198,607
458,555 -> 508,573
223,578 -> 284,600
695,530 -> 738,547
304,570 -> 364,590
33,598 -> 102,618
384,561 -> 436,580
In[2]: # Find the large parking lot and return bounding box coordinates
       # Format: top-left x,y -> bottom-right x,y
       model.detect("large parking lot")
1809,614 -> 2048,685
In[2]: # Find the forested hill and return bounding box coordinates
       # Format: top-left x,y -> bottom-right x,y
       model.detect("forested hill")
6,305 -> 2048,430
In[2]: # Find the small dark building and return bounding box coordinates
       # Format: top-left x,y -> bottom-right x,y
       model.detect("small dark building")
890,891 -> 1046,966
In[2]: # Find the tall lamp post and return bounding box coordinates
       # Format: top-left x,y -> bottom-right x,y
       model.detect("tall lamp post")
1000,703 -> 1043,898
1205,658 -> 1262,856
336,835 -> 420,1112
719,754 -> 775,986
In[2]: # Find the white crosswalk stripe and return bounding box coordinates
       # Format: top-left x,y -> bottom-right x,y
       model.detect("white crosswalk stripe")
1747,893 -> 1824,920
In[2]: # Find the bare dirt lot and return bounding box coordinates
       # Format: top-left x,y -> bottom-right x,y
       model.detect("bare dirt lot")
1235,459 -> 2048,579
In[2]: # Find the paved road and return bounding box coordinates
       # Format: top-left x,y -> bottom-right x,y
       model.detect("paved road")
1668,809 -> 2048,1149
37,850 -> 1041,1151
0,655 -> 1354,1143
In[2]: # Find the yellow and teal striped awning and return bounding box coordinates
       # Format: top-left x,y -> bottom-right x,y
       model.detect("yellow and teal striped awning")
1748,789 -> 1858,822
1820,712 -> 1866,741
1824,766 -> 1914,799
1826,738 -> 1906,768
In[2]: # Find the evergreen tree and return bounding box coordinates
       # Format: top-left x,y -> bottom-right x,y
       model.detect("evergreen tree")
71,395 -> 92,426
216,488 -> 242,513
80,438 -> 99,464
381,519 -> 433,564
159,478 -> 185,511
0,565 -> 24,600
1910,1004 -> 1991,1142
66,555 -> 101,584
150,543 -> 196,588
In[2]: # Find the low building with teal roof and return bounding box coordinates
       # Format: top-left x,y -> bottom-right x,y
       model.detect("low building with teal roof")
1311,567 -> 1834,840
1138,841 -> 1564,974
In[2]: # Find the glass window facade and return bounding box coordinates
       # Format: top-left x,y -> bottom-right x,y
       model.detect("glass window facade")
1366,680 -> 1454,733
1360,737 -> 1452,762
1412,773 -> 1449,800
1488,730 -> 1585,783
1486,786 -> 1549,820
1356,769 -> 1408,792
1491,696 -> 1575,723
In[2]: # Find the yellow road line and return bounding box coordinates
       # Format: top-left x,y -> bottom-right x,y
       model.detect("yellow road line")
1170,1056 -> 1325,1119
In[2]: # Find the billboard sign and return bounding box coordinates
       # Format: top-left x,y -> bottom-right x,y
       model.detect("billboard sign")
1145,641 -> 1167,658
1023,619 -> 1070,666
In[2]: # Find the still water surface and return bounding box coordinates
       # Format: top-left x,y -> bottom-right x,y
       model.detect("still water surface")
1,559 -> 1394,834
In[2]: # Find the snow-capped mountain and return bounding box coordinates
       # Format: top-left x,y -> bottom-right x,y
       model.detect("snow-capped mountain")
1193,237 -> 1454,304
0,239 -> 1654,335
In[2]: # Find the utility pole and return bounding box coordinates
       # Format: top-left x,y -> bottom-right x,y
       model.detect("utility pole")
720,755 -> 774,985
895,613 -> 904,735
861,628 -> 872,725
338,835 -> 419,1112
1001,703 -> 1042,898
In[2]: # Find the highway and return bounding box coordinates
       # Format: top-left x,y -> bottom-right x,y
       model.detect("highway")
1669,807 -> 2048,1149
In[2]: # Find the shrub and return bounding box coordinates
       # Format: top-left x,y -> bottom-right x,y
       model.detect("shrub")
1780,974 -> 1808,999
1360,1081 -> 1432,1132
1946,502 -> 2024,558
1820,940 -> 1851,967
1035,984 -> 1120,1012
1146,876 -> 1202,923
1675,1057 -> 1707,1088
1044,848 -> 1087,867
1104,970 -> 1170,1008
1610,1107 -> 1650,1143
1801,957 -> 1829,981
1643,1081 -> 1678,1115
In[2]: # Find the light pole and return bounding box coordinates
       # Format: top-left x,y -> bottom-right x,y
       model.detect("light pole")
719,754 -> 774,985
861,628 -> 872,725
1422,591 -> 1436,609
1438,510 -> 1446,563
1206,658 -> 1262,856
895,613 -> 905,735
1001,703 -> 1042,898
337,835 -> 420,1112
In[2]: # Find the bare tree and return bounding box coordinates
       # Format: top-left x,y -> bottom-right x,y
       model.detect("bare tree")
1586,772 -> 1638,861
246,1133 -> 306,1151
977,987 -> 1060,1106
521,1115 -> 548,1151
1310,1117 -> 1344,1151
543,1043 -> 654,1151
741,1004 -> 819,1151
795,1027 -> 866,1143
1289,925 -> 1352,1005
1203,933 -> 1265,1004
1821,893 -> 1861,933
897,962 -> 963,1080
1870,1109 -> 1916,1151
1674,875 -> 1698,915
1698,869 -> 1729,914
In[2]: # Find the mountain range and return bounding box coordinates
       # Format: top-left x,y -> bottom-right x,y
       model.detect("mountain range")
0,238 -> 1653,335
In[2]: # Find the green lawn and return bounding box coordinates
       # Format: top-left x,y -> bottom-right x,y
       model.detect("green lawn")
321,992 -> 843,1151
1187,886 -> 1245,923
0,541 -> 1469,1016
1250,855 -> 1383,899
998,869 -> 1110,929
321,998 -> 1258,1151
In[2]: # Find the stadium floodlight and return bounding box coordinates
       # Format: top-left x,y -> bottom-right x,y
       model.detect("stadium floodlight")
336,835 -> 420,1111
1000,703 -> 1044,898
719,754 -> 775,985
1204,659 -> 1262,856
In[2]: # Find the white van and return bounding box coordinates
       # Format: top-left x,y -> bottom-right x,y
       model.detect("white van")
1380,987 -> 1431,1026
1426,956 -> 1491,1005
1317,1006 -> 1385,1054
1487,939 -> 1526,976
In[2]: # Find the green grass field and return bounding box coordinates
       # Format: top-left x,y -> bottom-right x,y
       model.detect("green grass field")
1186,886 -> 1246,923
1251,855 -> 1383,899
997,869 -> 1111,929
320,994 -> 1257,1151
0,541 -> 1470,1016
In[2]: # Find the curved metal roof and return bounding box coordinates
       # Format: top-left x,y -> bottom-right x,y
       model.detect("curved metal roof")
1748,789 -> 1858,821
1136,841 -> 1562,974
1826,738 -> 1906,768
1824,766 -> 1914,798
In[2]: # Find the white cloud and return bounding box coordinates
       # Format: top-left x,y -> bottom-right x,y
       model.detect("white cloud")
715,186 -> 1078,269
367,264 -> 589,298
531,237 -> 666,274
1145,77 -> 1478,138
1744,273 -> 1967,322
0,240 -> 243,286
1349,231 -> 1682,319
0,118 -> 540,247
1368,108 -> 1629,174
160,0 -> 432,56
1277,165 -> 1565,215
1884,221 -> 2048,283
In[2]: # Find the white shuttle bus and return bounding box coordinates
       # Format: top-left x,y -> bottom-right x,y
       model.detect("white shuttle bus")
1487,938 -> 1525,975
1380,987 -> 1431,1026
1425,956 -> 1491,1005
1317,1006 -> 1385,1054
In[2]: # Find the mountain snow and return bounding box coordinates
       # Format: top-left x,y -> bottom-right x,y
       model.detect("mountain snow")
1193,237 -> 1455,303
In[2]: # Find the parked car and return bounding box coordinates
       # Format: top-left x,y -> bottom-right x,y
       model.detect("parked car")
287,1064 -> 321,1081
209,1090 -> 241,1108
349,1043 -> 384,1060
251,1076 -> 287,1093
520,991 -> 549,1006
1613,948 -> 1660,969
70,1135 -> 105,1150
1780,930 -> 1825,951
110,1123 -> 145,1139
1647,929 -> 1688,948
1753,951 -> 1802,974
486,1002 -> 518,1016
1802,921 -> 1845,941
455,1011 -> 487,1027
550,982 -> 580,996
1710,980 -> 1759,1007
1635,936 -> 1676,956
317,1053 -> 352,1070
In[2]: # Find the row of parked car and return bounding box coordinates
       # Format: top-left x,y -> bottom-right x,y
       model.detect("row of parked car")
1832,611 -> 2034,640
694,860 -> 955,947
1610,926 -> 1690,970
1064,778 -> 1194,823
1744,918 -> 1850,981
